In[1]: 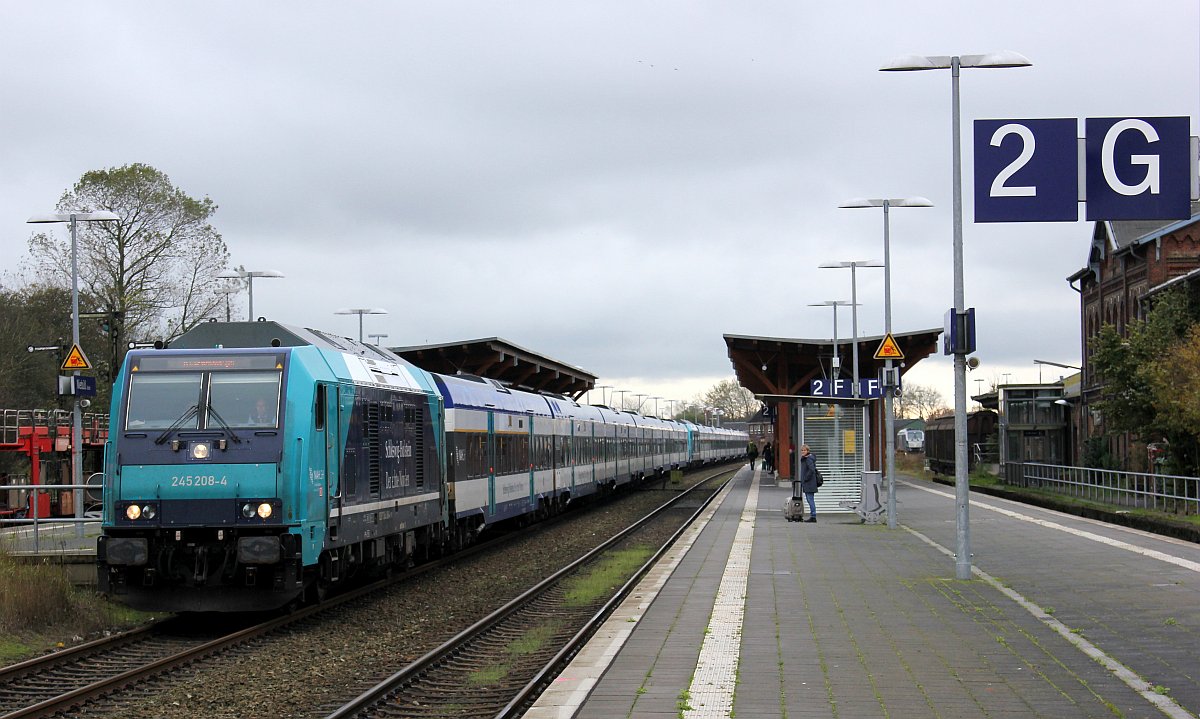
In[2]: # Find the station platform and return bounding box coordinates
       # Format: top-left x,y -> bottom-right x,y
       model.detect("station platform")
0,520 -> 99,585
528,465 -> 1200,719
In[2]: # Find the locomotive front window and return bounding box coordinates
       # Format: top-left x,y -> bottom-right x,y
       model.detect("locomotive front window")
207,371 -> 282,428
126,373 -> 203,429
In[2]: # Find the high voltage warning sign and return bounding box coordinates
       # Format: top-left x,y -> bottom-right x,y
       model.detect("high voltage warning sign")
61,344 -> 92,371
873,334 -> 904,360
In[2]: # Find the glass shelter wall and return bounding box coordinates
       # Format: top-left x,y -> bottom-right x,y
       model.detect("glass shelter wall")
799,401 -> 866,513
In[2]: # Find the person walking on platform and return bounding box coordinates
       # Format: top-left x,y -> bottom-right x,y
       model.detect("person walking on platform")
762,442 -> 774,475
799,444 -> 820,523
747,441 -> 759,470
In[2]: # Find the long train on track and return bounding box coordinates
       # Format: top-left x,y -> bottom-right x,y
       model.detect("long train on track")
97,321 -> 746,612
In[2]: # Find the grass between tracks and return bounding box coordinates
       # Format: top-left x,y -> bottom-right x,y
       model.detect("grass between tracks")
0,549 -> 155,664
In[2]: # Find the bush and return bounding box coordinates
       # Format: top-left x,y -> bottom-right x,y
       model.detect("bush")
0,550 -> 111,634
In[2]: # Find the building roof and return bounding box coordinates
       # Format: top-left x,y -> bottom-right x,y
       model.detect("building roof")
390,337 -> 597,399
724,328 -> 942,398
1068,202 -> 1200,284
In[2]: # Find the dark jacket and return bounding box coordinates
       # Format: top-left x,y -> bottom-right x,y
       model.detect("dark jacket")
799,453 -> 819,494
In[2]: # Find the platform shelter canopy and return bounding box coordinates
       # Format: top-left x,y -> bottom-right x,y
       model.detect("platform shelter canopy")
391,338 -> 597,399
724,329 -> 942,397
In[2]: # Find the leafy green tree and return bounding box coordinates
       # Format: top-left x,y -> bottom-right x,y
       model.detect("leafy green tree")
1090,284 -> 1200,474
26,164 -> 232,364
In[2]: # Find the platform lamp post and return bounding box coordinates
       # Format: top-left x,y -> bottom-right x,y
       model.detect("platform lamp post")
819,261 -> 882,402
335,308 -> 388,343
217,267 -> 285,321
839,197 -> 933,528
592,385 -> 611,406
215,283 -> 240,322
807,300 -> 856,382
614,390 -> 628,411
652,396 -> 663,417
633,394 -> 647,413
881,50 -> 1031,579
27,210 -> 121,534
368,333 -> 388,347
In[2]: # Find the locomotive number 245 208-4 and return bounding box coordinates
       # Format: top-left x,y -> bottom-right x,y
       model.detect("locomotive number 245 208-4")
171,475 -> 228,487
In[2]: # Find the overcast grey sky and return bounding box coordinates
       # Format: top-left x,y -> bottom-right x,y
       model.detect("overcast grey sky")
1,2 -> 1197,410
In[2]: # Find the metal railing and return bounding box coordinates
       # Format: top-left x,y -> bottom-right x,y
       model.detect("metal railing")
1004,461 -> 1200,516
0,475 -> 103,553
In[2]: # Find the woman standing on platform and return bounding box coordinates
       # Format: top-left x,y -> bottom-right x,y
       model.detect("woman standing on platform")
799,444 -> 820,523
747,441 -> 759,470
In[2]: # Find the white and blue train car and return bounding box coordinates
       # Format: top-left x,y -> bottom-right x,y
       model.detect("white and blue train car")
436,373 -> 559,532
541,396 -> 608,500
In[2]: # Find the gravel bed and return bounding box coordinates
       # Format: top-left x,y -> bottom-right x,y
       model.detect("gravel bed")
87,469 -> 733,719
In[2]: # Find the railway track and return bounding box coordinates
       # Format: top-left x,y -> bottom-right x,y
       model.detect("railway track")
0,464 -> 736,719
325,467 -> 733,719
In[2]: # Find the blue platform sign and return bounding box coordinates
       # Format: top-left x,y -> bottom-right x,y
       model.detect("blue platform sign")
1085,117 -> 1191,221
974,118 -> 1078,222
73,375 -> 97,397
810,378 -> 885,399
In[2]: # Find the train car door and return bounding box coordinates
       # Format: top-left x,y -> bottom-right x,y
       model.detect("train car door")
528,416 -> 535,508
320,383 -> 341,539
487,410 -> 496,516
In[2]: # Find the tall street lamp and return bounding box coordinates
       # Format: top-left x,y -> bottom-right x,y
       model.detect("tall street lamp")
840,197 -> 933,528
882,50 -> 1031,579
368,333 -> 389,346
27,210 -> 121,532
335,308 -> 388,343
217,267 -> 285,320
592,385 -> 611,406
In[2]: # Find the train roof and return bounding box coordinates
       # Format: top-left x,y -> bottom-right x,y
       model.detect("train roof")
433,373 -> 553,416
172,320 -> 398,361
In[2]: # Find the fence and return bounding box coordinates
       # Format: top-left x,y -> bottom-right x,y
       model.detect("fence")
1004,461 -> 1200,516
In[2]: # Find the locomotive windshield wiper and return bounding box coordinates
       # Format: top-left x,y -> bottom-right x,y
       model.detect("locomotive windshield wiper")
154,404 -> 199,445
205,404 -> 243,443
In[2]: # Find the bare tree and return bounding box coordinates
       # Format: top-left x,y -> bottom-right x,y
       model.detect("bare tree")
27,164 -> 231,355
697,379 -> 761,422
894,382 -> 947,420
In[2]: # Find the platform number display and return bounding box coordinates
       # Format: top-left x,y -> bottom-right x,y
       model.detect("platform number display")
974,118 -> 1078,222
974,116 -> 1193,223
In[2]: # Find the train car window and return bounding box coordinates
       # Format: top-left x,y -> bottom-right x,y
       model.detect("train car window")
125,372 -> 203,429
208,371 -> 282,428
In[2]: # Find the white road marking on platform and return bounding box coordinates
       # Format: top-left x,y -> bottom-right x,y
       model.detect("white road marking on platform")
907,481 -> 1200,573
683,470 -> 759,718
904,525 -> 1197,719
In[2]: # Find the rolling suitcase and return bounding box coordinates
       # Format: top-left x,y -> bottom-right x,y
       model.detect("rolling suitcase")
783,497 -> 805,522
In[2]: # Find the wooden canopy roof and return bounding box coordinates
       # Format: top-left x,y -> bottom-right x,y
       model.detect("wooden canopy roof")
724,329 -> 942,398
391,337 -> 597,399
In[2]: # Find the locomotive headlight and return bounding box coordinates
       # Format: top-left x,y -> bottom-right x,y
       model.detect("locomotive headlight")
125,504 -> 142,520
241,503 -> 256,518
141,504 -> 157,520
256,502 -> 273,519
191,442 -> 211,459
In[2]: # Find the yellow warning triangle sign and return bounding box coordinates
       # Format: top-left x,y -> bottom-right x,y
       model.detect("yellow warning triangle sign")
873,334 -> 905,360
61,344 -> 92,371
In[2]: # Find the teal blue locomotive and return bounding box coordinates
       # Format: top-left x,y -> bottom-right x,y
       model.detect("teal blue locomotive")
98,321 -> 745,612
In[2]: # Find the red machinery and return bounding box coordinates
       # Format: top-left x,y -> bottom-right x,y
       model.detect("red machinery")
0,409 -> 108,518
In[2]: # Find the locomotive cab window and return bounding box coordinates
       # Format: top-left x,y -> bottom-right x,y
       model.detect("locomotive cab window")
125,373 -> 203,429
208,371 -> 282,428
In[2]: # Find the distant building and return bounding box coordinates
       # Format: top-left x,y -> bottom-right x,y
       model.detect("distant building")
1067,205 -> 1200,470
